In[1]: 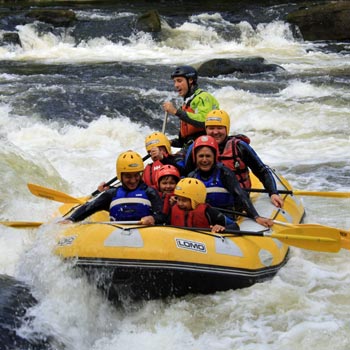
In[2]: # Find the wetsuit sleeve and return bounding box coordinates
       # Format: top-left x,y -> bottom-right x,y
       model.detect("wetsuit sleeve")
206,207 -> 227,226
206,207 -> 240,230
175,109 -> 205,128
237,141 -> 279,196
220,166 -> 260,219
183,143 -> 196,175
67,188 -> 117,222
146,186 -> 167,224
160,154 -> 187,176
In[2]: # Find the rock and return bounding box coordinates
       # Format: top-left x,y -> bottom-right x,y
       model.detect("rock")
0,274 -> 53,349
135,10 -> 161,33
197,57 -> 284,77
0,32 -> 21,46
25,9 -> 76,27
286,1 -> 350,41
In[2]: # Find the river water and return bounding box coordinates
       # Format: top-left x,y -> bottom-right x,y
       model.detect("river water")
0,2 -> 349,349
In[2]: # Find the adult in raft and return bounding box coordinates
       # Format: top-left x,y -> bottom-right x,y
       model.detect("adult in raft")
162,65 -> 220,149
204,109 -> 284,208
184,110 -> 284,208
188,135 -> 274,228
63,151 -> 166,225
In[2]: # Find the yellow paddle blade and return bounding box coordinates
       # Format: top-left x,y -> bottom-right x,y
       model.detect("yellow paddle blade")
27,183 -> 86,204
273,221 -> 349,253
293,190 -> 350,198
0,221 -> 43,228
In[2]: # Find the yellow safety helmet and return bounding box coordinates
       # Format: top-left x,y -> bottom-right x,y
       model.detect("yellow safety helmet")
205,110 -> 230,133
145,132 -> 171,154
116,150 -> 144,179
174,178 -> 207,209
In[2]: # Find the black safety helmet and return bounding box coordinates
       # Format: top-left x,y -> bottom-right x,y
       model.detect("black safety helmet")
170,65 -> 198,83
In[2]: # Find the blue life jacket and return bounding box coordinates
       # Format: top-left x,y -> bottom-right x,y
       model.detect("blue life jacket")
192,166 -> 235,209
109,185 -> 152,221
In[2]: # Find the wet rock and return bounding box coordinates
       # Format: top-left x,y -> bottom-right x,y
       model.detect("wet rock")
286,1 -> 350,41
0,274 -> 54,349
135,9 -> 161,33
0,32 -> 21,46
197,57 -> 284,77
25,9 -> 76,27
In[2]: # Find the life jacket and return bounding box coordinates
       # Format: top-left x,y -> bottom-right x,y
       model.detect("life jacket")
109,184 -> 152,221
142,160 -> 163,188
192,165 -> 235,208
160,192 -> 173,215
180,90 -> 206,138
170,203 -> 210,228
219,135 -> 252,189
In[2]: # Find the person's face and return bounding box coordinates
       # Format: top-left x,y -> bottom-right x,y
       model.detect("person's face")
121,172 -> 141,190
148,146 -> 164,161
159,176 -> 177,194
173,77 -> 193,97
195,146 -> 215,171
176,196 -> 192,210
206,126 -> 227,145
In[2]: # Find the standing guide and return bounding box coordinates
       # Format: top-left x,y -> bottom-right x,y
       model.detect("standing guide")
162,65 -> 220,150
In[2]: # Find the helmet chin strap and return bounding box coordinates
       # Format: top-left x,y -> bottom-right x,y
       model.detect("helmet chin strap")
184,80 -> 197,99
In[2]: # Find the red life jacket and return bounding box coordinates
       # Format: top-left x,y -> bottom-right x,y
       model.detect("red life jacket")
159,192 -> 173,215
219,135 -> 252,189
142,160 -> 163,188
170,203 -> 210,228
180,93 -> 206,138
180,104 -> 205,138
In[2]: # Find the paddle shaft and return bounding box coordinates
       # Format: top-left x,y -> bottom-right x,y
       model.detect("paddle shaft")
162,112 -> 169,134
171,224 -> 348,253
1,220 -> 141,229
28,154 -> 150,204
3,219 -> 349,253
246,188 -> 350,198
212,207 -> 250,218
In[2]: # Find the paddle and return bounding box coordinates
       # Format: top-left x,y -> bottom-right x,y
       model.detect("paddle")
29,112 -> 165,200
90,111 -> 167,198
0,220 -> 141,229
0,221 -> 43,228
179,222 -> 350,253
2,218 -> 349,253
272,221 -> 350,252
27,183 -> 85,204
246,188 -> 350,198
27,153 -> 152,203
162,112 -> 169,133
212,207 -> 250,218
27,183 -> 87,204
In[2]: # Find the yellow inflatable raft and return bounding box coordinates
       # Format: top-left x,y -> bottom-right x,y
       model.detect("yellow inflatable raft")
55,171 -> 305,302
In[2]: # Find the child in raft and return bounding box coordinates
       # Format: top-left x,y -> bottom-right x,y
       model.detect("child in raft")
155,164 -> 181,215
169,177 -> 238,233
143,131 -> 184,189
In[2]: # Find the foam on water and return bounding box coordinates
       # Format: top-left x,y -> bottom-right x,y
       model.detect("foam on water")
0,18 -> 339,67
0,6 -> 349,350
